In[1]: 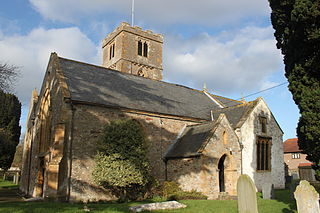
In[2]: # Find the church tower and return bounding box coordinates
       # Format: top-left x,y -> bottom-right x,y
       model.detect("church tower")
102,22 -> 163,80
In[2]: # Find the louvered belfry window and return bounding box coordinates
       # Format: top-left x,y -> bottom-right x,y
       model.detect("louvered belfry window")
138,40 -> 143,56
138,40 -> 148,57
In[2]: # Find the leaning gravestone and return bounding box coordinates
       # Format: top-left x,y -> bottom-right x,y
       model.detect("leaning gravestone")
294,180 -> 320,213
237,174 -> 258,213
262,183 -> 274,199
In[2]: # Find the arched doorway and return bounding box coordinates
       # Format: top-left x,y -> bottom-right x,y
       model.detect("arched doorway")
218,154 -> 227,192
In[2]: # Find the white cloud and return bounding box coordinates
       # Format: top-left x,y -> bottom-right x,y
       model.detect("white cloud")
29,0 -> 270,25
163,26 -> 283,94
0,27 -> 100,104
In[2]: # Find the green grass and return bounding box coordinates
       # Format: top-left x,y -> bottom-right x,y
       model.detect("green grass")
0,179 -> 297,213
0,178 -> 18,188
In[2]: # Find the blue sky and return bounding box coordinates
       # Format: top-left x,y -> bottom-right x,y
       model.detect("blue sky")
0,0 -> 299,140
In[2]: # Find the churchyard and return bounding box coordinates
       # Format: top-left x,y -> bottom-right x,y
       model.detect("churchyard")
2,175 -> 314,213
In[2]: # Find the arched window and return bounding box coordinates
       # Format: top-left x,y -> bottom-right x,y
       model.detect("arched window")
39,89 -> 51,153
138,40 -> 143,56
143,42 -> 148,57
137,40 -> 148,57
223,131 -> 228,145
109,43 -> 115,60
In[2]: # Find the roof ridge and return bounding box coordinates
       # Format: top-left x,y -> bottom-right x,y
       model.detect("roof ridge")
58,56 -> 204,93
57,55 -> 237,101
207,92 -> 243,103
211,100 -> 256,113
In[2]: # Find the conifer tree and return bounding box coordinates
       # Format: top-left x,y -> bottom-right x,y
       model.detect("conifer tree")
269,0 -> 320,177
0,90 -> 21,171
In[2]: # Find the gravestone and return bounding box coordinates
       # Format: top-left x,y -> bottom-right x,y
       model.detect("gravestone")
237,174 -> 258,213
262,183 -> 274,199
294,180 -> 320,213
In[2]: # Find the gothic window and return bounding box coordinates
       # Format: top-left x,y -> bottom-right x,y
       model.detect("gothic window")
138,40 -> 143,56
109,43 -> 115,60
256,137 -> 272,171
138,40 -> 148,57
39,89 -> 51,154
292,153 -> 300,159
259,116 -> 267,133
143,42 -> 148,57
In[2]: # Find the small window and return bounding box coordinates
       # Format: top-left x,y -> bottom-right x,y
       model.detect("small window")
138,41 -> 143,56
109,43 -> 115,60
292,153 -> 300,159
137,69 -> 146,77
109,45 -> 112,60
260,117 -> 267,133
223,131 -> 228,145
112,43 -> 115,58
257,137 -> 272,171
143,42 -> 148,57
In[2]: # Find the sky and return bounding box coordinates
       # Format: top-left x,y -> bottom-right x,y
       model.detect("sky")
0,0 -> 299,140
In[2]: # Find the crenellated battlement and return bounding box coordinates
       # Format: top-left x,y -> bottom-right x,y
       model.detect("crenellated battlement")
102,22 -> 163,48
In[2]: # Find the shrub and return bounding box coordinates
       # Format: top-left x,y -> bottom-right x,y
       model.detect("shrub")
92,119 -> 153,202
168,190 -> 208,200
162,181 -> 207,200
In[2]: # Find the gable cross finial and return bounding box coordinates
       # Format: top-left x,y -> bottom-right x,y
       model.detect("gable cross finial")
203,82 -> 208,92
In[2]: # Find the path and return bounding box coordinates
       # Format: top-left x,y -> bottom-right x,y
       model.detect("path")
0,187 -> 23,203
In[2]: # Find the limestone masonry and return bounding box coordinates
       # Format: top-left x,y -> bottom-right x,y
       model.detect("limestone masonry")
20,22 -> 285,202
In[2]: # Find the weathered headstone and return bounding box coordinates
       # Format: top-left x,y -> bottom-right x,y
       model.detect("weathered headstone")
294,180 -> 320,213
237,174 -> 258,213
262,183 -> 274,199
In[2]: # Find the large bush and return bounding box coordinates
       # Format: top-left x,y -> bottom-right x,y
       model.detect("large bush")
92,119 -> 153,202
162,181 -> 208,201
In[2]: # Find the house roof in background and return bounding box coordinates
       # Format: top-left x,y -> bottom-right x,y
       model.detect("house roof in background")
283,138 -> 301,153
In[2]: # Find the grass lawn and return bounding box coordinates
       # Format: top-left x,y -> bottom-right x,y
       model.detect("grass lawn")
0,179 -> 297,213
0,178 -> 18,188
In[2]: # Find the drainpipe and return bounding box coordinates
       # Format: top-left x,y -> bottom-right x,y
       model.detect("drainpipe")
67,101 -> 75,202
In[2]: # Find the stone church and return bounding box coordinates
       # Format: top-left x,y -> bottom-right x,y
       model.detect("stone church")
20,22 -> 285,202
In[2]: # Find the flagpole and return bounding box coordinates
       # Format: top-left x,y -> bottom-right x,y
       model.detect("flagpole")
131,0 -> 135,26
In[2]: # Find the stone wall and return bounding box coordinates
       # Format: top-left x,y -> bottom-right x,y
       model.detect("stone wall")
69,104 -> 198,202
20,54 -> 73,201
166,115 -> 241,199
102,22 -> 163,80
239,98 -> 285,190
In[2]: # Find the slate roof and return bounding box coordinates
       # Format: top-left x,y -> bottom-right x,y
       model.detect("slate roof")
211,100 -> 258,128
207,93 -> 243,108
283,138 -> 301,153
58,57 -> 242,120
165,121 -> 218,159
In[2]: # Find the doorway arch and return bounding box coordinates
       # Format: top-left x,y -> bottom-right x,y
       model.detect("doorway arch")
218,154 -> 227,192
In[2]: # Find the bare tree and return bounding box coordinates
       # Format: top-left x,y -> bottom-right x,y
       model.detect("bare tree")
0,63 -> 20,92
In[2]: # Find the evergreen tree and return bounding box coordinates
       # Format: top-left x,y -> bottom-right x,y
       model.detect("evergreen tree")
92,119 -> 153,201
0,90 -> 21,170
269,0 -> 320,177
